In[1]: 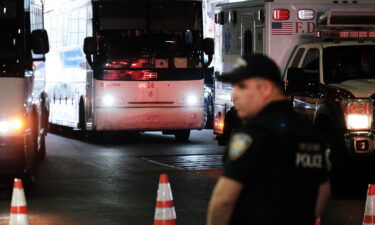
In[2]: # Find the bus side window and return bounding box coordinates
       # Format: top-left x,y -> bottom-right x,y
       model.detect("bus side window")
242,29 -> 252,58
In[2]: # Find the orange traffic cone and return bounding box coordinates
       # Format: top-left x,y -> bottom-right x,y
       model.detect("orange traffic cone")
364,184 -> 375,225
315,217 -> 321,225
9,178 -> 29,225
153,174 -> 177,225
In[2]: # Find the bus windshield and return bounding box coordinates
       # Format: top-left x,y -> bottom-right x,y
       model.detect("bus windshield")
96,1 -> 204,80
97,1 -> 201,31
323,45 -> 375,84
98,29 -> 202,69
0,0 -> 18,58
0,0 -> 23,76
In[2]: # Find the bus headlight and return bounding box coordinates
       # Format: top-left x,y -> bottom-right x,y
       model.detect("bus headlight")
97,95 -> 122,107
186,95 -> 198,106
102,95 -> 115,107
342,99 -> 373,130
0,118 -> 24,135
178,95 -> 202,106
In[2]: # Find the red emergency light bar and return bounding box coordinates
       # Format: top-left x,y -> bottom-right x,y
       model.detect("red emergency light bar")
273,9 -> 289,20
316,30 -> 375,39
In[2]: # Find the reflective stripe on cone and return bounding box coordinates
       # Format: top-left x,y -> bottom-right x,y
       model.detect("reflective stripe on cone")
9,178 -> 29,225
363,184 -> 375,225
153,174 -> 177,225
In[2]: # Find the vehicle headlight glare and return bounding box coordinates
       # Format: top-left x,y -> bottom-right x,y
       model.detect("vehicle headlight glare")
103,95 -> 115,107
187,95 -> 198,105
342,99 -> 373,130
0,121 -> 10,133
0,119 -> 23,134
11,119 -> 23,130
346,114 -> 371,130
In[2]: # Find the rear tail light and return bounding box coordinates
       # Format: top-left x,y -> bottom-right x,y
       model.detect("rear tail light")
273,9 -> 289,20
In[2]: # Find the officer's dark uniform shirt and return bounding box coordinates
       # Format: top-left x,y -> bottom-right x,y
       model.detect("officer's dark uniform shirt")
223,100 -> 328,225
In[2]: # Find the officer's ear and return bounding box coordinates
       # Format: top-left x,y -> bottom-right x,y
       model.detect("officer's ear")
258,79 -> 273,97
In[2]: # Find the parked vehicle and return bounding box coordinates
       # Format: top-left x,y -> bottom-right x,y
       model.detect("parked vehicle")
284,9 -> 375,172
209,0 -> 375,148
45,0 -> 214,142
0,0 -> 49,187
204,68 -> 214,129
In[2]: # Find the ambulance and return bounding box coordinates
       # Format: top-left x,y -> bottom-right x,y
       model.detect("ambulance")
211,0 -> 375,147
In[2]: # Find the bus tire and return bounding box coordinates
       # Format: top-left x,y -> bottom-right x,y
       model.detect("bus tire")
39,134 -> 46,160
31,111 -> 42,165
79,98 -> 86,131
217,107 -> 240,146
174,130 -> 190,142
39,100 -> 47,160
204,99 -> 213,129
41,95 -> 49,134
78,98 -> 90,140
22,171 -> 36,193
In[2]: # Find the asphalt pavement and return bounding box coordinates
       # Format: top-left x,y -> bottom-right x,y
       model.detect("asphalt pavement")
0,129 -> 371,225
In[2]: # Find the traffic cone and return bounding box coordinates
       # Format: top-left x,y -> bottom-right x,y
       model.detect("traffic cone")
9,178 -> 29,225
153,174 -> 177,225
363,184 -> 375,225
315,217 -> 321,225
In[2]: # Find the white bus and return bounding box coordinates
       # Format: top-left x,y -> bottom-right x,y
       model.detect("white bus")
0,0 -> 49,186
45,0 -> 214,142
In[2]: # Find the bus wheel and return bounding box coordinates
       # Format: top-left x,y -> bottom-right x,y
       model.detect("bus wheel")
174,130 -> 190,142
39,134 -> 46,160
78,98 -> 89,140
79,99 -> 86,130
22,170 -> 36,193
31,112 -> 41,165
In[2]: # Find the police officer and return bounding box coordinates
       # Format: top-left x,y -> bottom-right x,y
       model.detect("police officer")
206,54 -> 330,225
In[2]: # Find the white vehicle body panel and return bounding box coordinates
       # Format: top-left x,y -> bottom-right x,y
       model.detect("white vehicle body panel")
329,80 -> 375,98
94,80 -> 204,130
45,0 -> 206,131
208,0 -> 375,135
0,78 -> 26,118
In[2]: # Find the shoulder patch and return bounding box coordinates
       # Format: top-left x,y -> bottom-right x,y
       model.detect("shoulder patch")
229,133 -> 253,161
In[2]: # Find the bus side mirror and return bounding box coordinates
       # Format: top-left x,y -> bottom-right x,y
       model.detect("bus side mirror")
83,37 -> 96,67
83,37 -> 97,55
203,38 -> 214,55
31,29 -> 49,54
